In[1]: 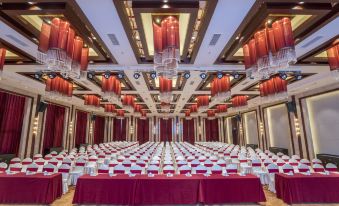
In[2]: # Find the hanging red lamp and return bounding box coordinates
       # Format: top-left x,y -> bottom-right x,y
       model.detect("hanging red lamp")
45,76 -> 73,100
185,110 -> 192,120
153,16 -> 180,79
134,104 -> 143,113
207,110 -> 216,120
216,104 -> 228,114
122,95 -> 135,111
104,104 -> 116,113
211,76 -> 231,101
116,110 -> 125,119
259,75 -> 288,101
0,48 -> 6,80
140,110 -> 147,120
190,104 -> 198,114
326,41 -> 339,79
231,96 -> 248,108
84,95 -> 100,108
102,75 -> 121,102
243,17 -> 296,80
197,95 -> 209,111
37,18 -> 89,78
159,76 -> 172,103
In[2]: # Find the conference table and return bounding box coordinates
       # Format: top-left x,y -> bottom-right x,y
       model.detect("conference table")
0,172 -> 62,204
73,173 -> 266,205
275,172 -> 339,204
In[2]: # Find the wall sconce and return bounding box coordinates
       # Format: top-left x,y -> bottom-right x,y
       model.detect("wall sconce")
33,117 -> 39,135
294,118 -> 301,136
89,123 -> 93,135
259,122 -> 264,135
69,121 -> 73,134
239,124 -> 243,134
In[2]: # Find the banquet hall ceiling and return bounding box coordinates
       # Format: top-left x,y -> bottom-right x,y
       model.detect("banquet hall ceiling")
0,0 -> 338,117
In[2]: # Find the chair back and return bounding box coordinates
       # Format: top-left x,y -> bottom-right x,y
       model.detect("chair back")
313,163 -> 325,172
178,165 -> 191,174
195,165 -> 207,174
298,163 -> 309,173
0,162 -> 8,172
97,164 -> 109,174
43,163 -> 57,173
10,157 -> 21,165
58,164 -> 71,173
225,163 -> 238,173
326,163 -> 338,172
22,157 -> 33,165
267,163 -> 279,173
282,164 -> 294,173
163,165 -> 175,174
113,164 -> 126,174
147,165 -> 159,174
9,163 -> 22,172
26,163 -> 39,172
211,164 -> 222,174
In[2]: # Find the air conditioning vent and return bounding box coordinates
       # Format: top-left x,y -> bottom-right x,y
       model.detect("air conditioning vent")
107,34 -> 120,46
301,36 -> 323,48
5,34 -> 28,47
209,34 -> 221,46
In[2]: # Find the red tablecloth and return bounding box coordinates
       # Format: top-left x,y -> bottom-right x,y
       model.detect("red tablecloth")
276,173 -> 339,204
73,174 -> 266,205
0,172 -> 62,204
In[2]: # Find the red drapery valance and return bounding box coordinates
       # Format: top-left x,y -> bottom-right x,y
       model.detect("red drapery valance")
137,118 -> 149,144
113,118 -> 127,141
0,91 -> 26,155
42,104 -> 65,153
75,111 -> 88,147
93,116 -> 105,144
205,119 -> 219,142
183,119 -> 194,144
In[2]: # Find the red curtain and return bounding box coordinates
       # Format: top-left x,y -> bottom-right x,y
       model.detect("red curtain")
183,119 -> 195,144
93,116 -> 105,144
0,91 -> 26,155
113,118 -> 127,141
205,119 -> 219,142
75,111 -> 88,147
137,118 -> 149,144
160,118 -> 172,142
42,104 -> 65,153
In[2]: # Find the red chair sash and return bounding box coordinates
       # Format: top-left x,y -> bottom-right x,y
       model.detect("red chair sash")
277,163 -> 285,166
117,159 -> 123,162
196,170 -> 207,174
98,169 -> 109,174
163,170 -> 174,174
218,163 -> 226,167
298,168 -> 309,172
204,164 -> 213,167
326,168 -> 338,172
89,159 -> 97,162
44,157 -> 52,161
268,169 -> 279,173
122,163 -> 131,167
109,163 -> 118,167
33,157 -> 40,160
147,170 -> 158,174
313,168 -> 325,172
76,162 -> 86,166
226,169 -> 237,173
49,161 -> 58,166
252,163 -> 261,167
240,159 -> 247,163
114,170 -> 125,174
56,157 -> 63,161
0,168 -> 6,172
191,163 -> 200,167
58,168 -> 70,173
211,159 -> 218,162
98,155 -> 105,158
283,168 -> 294,173
43,168 -> 55,172
27,167 -> 38,172
10,167 -> 22,172
211,170 -> 222,174
264,162 -> 271,166
199,160 -> 205,162
62,162 -> 72,166
22,162 -> 32,165
179,170 -> 190,174
130,170 -> 142,174
35,161 -> 45,166
137,163 -> 146,167
290,163 -> 298,166
51,154 -> 57,157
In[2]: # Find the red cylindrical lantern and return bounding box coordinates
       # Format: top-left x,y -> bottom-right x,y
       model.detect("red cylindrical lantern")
327,43 -> 339,71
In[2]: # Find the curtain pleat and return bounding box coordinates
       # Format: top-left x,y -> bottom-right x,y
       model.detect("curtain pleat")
75,111 -> 88,147
93,116 -> 105,144
160,119 -> 172,142
205,119 -> 219,142
113,118 -> 127,141
183,119 -> 195,144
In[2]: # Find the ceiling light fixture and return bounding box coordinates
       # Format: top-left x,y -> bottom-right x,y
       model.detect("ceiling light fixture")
184,72 -> 191,79
48,73 -> 57,79
104,71 -> 111,79
34,71 -> 42,79
279,72 -> 288,80
133,72 -> 141,79
200,73 -> 207,79
232,72 -> 240,79
117,73 -> 124,79
150,72 -> 157,79
295,72 -> 302,80
217,72 -> 223,79
299,1 -> 304,4
87,71 -> 95,79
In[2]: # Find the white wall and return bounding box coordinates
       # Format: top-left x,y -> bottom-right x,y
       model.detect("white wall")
243,111 -> 259,145
305,90 -> 339,156
266,104 -> 292,154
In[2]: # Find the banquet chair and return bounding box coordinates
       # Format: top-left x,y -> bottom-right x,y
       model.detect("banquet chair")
109,159 -> 119,168
282,164 -> 294,173
276,158 -> 285,167
48,158 -> 60,167
271,155 -> 279,162
147,165 -> 159,174
298,163 -> 310,173
122,159 -> 132,167
56,154 -> 64,161
312,158 -> 322,165
163,160 -> 173,166
263,158 -> 273,166
58,164 -> 71,194
267,163 -> 279,193
130,165 -> 143,174
203,159 -> 214,167
326,163 -> 338,172
136,160 -> 147,167
113,164 -> 126,174
190,159 -> 200,167
0,162 -> 7,172
69,158 -> 86,185
149,160 -> 160,167
195,165 -> 208,174
178,165 -> 191,174
211,164 -> 223,174
163,165 -> 175,174
62,158 -> 72,166
313,163 -> 325,173
225,164 -> 238,174
43,163 -> 57,173
50,151 -> 58,156
44,154 -> 53,161
9,163 -> 22,172
300,159 -> 311,166
217,159 -> 227,167
10,157 -> 21,165
26,163 -> 39,172
251,159 -> 262,174
209,155 -> 218,162
117,155 -> 125,162
187,155 -> 195,162
177,160 -> 188,167
129,155 -> 137,163
97,164 -> 110,174
277,152 -> 284,157
33,154 -> 43,160
198,156 -> 207,162
291,155 -> 300,161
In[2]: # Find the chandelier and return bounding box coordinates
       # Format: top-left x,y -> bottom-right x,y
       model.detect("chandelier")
84,95 -> 100,110
116,110 -> 125,120
45,76 -> 73,100
231,96 -> 248,110
104,104 -> 116,113
326,41 -> 339,79
37,18 -> 89,79
122,95 -> 135,111
259,75 -> 288,102
207,110 -> 216,120
0,48 -> 6,80
159,76 -> 172,103
197,95 -> 209,112
153,16 -> 180,79
185,110 -> 192,120
102,75 -> 121,102
243,17 -> 296,80
216,104 -> 228,116
211,76 -> 231,101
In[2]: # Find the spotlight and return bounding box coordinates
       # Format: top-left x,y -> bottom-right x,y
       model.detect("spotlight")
103,71 -> 111,79
48,73 -> 56,79
232,72 -> 240,79
279,72 -> 288,80
117,73 -> 124,79
184,72 -> 191,79
133,72 -> 140,79
200,73 -> 207,79
34,71 -> 42,79
150,72 -> 157,79
217,72 -> 223,79
87,71 -> 95,79
295,72 -> 302,80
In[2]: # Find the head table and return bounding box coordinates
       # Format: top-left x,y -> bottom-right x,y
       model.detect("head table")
0,172 -> 62,204
275,173 -> 339,204
73,173 -> 266,205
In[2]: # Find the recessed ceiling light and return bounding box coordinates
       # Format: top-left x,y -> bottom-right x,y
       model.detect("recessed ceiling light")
217,72 -> 223,79
28,1 -> 35,5
184,72 -> 191,79
150,72 -> 157,79
133,72 -> 141,79
48,73 -> 56,79
200,73 -> 207,79
103,71 -> 111,79
299,1 -> 304,4
117,73 -> 124,79
87,71 -> 95,79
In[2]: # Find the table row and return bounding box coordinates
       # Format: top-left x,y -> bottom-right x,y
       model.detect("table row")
73,174 -> 266,205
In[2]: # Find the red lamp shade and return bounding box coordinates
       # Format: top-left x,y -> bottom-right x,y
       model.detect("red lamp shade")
211,76 -> 231,101
116,110 -> 125,119
197,96 -> 209,110
102,75 -> 121,101
190,104 -> 198,114
134,104 -> 143,113
231,96 -> 248,108
207,110 -> 216,119
122,95 -> 135,110
104,104 -> 116,113
326,43 -> 339,71
259,76 -> 287,98
45,76 -> 73,98
216,104 -> 228,113
159,76 -> 172,103
0,48 -> 6,77
84,95 -> 100,107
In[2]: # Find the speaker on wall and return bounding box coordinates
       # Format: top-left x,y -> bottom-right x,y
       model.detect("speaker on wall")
37,101 -> 48,112
235,114 -> 242,122
90,114 -> 96,121
286,100 -> 296,113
